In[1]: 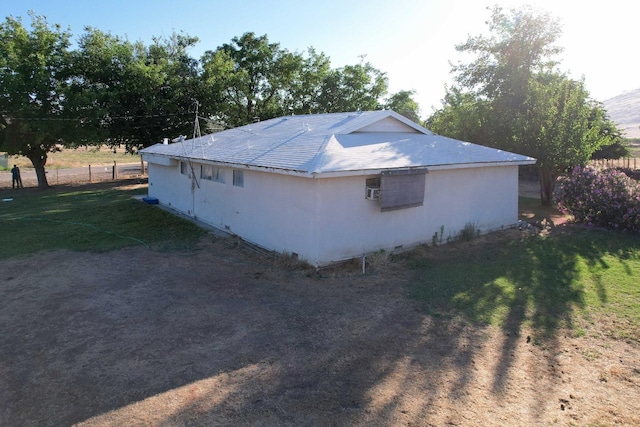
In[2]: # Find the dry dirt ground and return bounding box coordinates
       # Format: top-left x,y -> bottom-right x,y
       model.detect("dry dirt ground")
1,182 -> 639,426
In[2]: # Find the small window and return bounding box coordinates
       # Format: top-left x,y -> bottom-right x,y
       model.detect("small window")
180,161 -> 188,175
201,165 -> 225,183
201,165 -> 212,180
233,170 -> 244,187
366,177 -> 380,188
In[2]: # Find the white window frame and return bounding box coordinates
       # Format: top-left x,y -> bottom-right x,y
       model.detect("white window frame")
201,165 -> 225,183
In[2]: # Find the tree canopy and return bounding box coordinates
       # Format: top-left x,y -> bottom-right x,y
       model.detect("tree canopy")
384,90 -> 421,122
0,13 -> 72,188
67,29 -> 203,152
428,5 -> 622,205
0,15 -> 421,188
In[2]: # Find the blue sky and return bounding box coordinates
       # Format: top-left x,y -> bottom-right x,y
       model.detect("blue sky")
3,0 -> 638,116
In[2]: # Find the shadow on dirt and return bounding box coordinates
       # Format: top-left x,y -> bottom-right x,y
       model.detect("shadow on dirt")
406,226 -> 639,399
1,227 -> 638,426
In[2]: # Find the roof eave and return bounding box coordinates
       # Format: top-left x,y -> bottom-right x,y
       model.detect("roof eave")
143,150 -> 536,179
309,159 -> 537,178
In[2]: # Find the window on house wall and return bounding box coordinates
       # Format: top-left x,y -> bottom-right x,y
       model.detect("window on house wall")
233,170 -> 244,187
366,177 -> 380,188
180,161 -> 188,175
201,165 -> 225,183
379,169 -> 427,212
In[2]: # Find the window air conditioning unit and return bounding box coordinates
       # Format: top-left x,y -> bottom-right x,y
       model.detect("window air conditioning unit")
365,186 -> 381,200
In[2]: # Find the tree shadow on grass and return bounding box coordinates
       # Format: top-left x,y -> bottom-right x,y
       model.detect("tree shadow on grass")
1,227 -> 638,426
407,227 -> 640,395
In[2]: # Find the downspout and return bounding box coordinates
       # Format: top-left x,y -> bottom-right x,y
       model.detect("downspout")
312,177 -> 321,267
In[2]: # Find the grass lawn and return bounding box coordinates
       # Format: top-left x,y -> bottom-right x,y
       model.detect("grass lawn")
1,184 -> 638,343
0,182 -> 205,258
405,226 -> 640,342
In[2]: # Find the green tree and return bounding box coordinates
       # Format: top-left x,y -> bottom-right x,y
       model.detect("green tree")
434,5 -> 620,205
280,47 -> 332,115
0,13 -> 72,188
589,109 -> 628,159
65,28 -> 138,146
519,74 -> 618,204
384,90 -> 421,122
316,59 -> 388,113
426,87 -> 491,143
591,140 -> 630,160
69,29 -> 202,152
201,34 -> 392,125
201,32 -> 303,127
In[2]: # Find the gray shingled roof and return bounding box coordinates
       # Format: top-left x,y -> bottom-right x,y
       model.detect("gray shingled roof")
141,110 -> 535,176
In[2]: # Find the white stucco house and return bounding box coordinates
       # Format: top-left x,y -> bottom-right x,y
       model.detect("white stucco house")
140,110 -> 535,266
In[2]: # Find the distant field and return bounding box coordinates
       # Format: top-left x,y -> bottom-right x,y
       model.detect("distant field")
2,145 -> 140,170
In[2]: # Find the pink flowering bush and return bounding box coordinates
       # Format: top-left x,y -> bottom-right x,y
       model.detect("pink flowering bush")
556,166 -> 640,233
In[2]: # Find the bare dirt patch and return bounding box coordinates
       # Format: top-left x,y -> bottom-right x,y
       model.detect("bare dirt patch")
1,228 -> 639,426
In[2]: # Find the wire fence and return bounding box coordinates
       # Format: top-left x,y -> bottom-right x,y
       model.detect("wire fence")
1,161 -> 147,189
589,157 -> 639,170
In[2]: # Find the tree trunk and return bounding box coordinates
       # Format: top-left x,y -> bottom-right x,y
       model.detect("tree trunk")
26,152 -> 50,189
34,164 -> 49,189
538,167 -> 556,206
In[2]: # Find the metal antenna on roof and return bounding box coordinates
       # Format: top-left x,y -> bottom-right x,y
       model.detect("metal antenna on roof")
179,100 -> 202,189
191,100 -> 204,158
192,101 -> 201,138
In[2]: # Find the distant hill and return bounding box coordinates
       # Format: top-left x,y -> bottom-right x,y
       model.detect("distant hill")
603,88 -> 640,138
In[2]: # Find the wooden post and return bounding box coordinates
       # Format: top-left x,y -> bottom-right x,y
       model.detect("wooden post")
89,164 -> 92,182
112,160 -> 117,180
140,157 -> 145,175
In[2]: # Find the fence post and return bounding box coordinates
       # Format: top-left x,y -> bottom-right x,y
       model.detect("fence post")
112,160 -> 117,180
89,164 -> 92,182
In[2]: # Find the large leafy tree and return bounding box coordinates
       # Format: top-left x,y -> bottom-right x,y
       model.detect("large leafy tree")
315,59 -> 388,113
280,47 -> 332,115
2,15 -> 416,177
426,86 -> 492,143
428,94 -> 488,145
519,73 -> 618,204
201,34 -> 392,126
65,28 -> 139,145
430,5 -> 621,205
590,109 -> 628,159
384,90 -> 421,122
0,13 -> 72,188
68,29 -> 202,152
201,32 -> 304,127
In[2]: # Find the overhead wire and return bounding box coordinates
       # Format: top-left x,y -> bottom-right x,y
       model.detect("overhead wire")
0,111 -> 194,122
